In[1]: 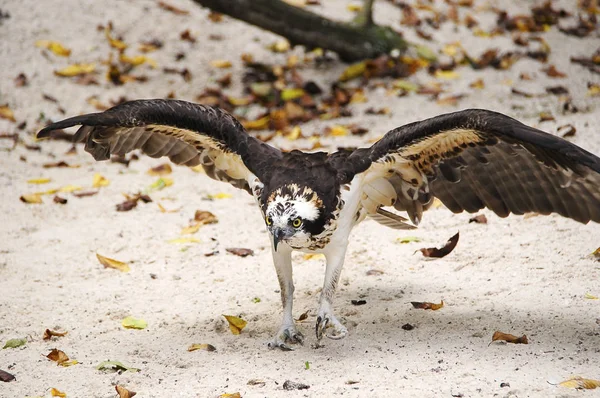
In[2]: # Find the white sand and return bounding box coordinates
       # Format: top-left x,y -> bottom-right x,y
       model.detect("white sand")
1,0 -> 599,397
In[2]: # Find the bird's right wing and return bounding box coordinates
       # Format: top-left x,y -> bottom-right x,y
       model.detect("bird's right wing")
37,99 -> 281,193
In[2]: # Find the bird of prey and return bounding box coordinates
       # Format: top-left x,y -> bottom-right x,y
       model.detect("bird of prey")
38,99 -> 600,350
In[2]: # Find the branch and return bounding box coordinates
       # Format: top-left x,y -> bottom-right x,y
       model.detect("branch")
192,0 -> 407,62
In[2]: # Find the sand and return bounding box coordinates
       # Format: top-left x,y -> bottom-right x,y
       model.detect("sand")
0,0 -> 599,397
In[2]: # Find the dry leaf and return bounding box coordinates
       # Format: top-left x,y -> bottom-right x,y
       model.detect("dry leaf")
491,331 -> 528,344
194,210 -> 218,224
303,253 -> 324,261
92,173 -> 110,187
187,343 -> 217,352
339,61 -> 366,82
0,105 -> 16,122
157,203 -> 180,213
43,329 -> 67,340
268,39 -> 291,53
35,40 -> 71,56
584,293 -> 598,300
542,65 -> 567,78
281,88 -> 304,101
220,393 -> 241,398
211,60 -> 232,68
558,124 -> 576,138
593,247 -> 600,260
469,214 -> 488,224
397,236 -> 421,244
116,199 -> 138,212
54,63 -> 96,77
411,301 -> 444,310
559,377 -> 600,390
297,310 -> 310,321
418,232 -> 459,258
20,194 -> 43,204
326,125 -> 349,137
96,253 -> 130,272
3,338 -> 26,349
149,177 -> 173,190
27,178 -> 51,184
226,248 -> 254,257
96,360 -> 139,373
0,369 -> 15,382
167,237 -> 201,244
158,1 -> 189,14
47,349 -> 70,365
206,192 -> 232,199
50,388 -> 67,397
223,315 -> 247,335
122,316 -> 147,330
435,70 -> 460,80
115,385 -> 137,398
180,224 -> 201,235
469,78 -> 485,89
147,163 -> 172,176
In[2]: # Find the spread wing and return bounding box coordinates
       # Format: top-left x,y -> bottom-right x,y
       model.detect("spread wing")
37,99 -> 281,193
339,109 -> 600,225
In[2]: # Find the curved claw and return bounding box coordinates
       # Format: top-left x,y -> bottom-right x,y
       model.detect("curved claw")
269,325 -> 304,350
315,314 -> 348,341
315,315 -> 329,340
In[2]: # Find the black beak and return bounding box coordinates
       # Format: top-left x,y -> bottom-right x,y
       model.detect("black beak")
273,228 -> 285,252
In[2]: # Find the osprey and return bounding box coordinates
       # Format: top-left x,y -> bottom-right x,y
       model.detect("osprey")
38,99 -> 600,350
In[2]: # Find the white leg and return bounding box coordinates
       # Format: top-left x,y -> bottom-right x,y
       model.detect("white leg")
315,243 -> 348,341
268,244 -> 304,350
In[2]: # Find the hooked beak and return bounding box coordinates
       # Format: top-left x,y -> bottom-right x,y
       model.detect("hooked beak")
272,227 -> 292,251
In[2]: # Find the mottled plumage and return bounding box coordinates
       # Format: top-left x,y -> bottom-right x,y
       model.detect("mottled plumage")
38,99 -> 600,350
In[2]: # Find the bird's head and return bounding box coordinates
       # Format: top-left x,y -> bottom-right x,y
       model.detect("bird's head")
264,184 -> 326,251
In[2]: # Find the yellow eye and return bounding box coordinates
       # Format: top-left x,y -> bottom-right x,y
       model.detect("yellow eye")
265,216 -> 272,226
292,218 -> 302,228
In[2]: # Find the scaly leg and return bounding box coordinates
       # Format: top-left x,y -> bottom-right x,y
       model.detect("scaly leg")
315,243 -> 348,341
267,244 -> 304,350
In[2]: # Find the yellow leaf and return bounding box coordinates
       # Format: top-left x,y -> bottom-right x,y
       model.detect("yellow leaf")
50,388 -> 67,397
559,377 -> 600,390
180,224 -> 201,235
0,105 -> 16,122
396,236 -> 421,244
281,88 -> 305,101
35,40 -> 71,57
223,315 -> 247,335
227,96 -> 252,106
59,360 -> 79,367
96,253 -> 130,272
121,316 -> 147,330
210,59 -> 232,68
350,91 -> 367,103
242,115 -> 270,131
149,177 -> 173,191
157,203 -> 180,213
167,237 -> 201,244
328,125 -> 349,136
47,349 -> 71,365
147,163 -> 172,176
119,54 -> 156,68
27,178 -> 51,184
58,184 -> 83,193
207,193 -> 232,200
303,253 -> 324,261
584,293 -> 598,300
92,173 -> 110,188
588,83 -> 600,97
469,78 -> 485,89
411,301 -> 444,310
20,194 -> 43,204
220,394 -> 241,398
285,126 -> 302,141
347,3 -> 362,12
441,43 -> 462,57
268,39 -> 290,53
593,247 -> 600,259
187,343 -> 217,352
105,27 -> 128,50
435,70 -> 460,80
115,385 -> 137,398
54,63 -> 96,77
339,61 -> 366,82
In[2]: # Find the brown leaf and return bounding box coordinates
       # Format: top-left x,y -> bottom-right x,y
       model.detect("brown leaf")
411,301 -> 444,310
14,73 -> 28,87
546,85 -> 569,95
223,315 -> 247,335
116,199 -> 138,212
180,29 -> 196,43
96,253 -> 130,272
147,163 -> 173,176
194,210 -> 218,224
53,196 -> 67,205
0,104 -> 16,122
20,194 -> 43,204
46,348 -> 70,365
558,124 -> 576,137
469,214 -> 488,224
418,232 -> 459,258
116,385 -> 137,398
187,343 -> 217,352
538,112 -> 555,123
43,329 -> 68,340
366,269 -> 384,276
511,88 -> 535,98
158,1 -> 189,14
542,65 -> 567,78
0,369 -> 15,382
296,310 -> 310,322
72,190 -> 98,198
491,331 -> 528,344
226,248 -> 254,257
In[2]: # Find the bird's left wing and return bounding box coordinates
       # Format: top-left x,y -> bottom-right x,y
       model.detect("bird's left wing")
37,99 -> 281,193
337,109 -> 600,225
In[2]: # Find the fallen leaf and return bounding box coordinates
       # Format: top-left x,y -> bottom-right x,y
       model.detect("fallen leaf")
96,253 -> 130,272
542,65 -> 566,78
43,161 -> 79,168
187,343 -> 217,352
27,178 -> 51,184
469,214 -> 488,224
194,210 -> 218,224
180,223 -> 201,235
303,253 -> 324,261
96,360 -> 140,373
326,125 -> 349,137
167,237 -> 201,244
592,247 -> 600,260
220,393 -> 241,398
402,323 -> 415,330
223,315 -> 247,335
0,369 -> 15,382
147,163 -> 172,176
122,316 -> 147,330
281,88 -> 304,101
20,194 -> 43,204
396,236 -> 421,244
469,78 -> 485,89
0,105 -> 16,122
115,385 -> 137,398
46,349 -> 70,365
54,63 -> 96,77
149,177 -> 173,191
366,269 -> 384,276
297,310 -> 310,321
351,299 -> 367,306
243,115 -> 270,130
268,39 -> 291,53
411,301 -> 444,310
206,192 -> 232,200
558,124 -> 576,138
35,40 -> 71,56
3,338 -> 26,349
435,70 -> 460,80
158,1 -> 189,15
211,59 -> 232,68
157,203 -> 180,213
72,190 -> 98,198
43,329 -> 68,340
584,293 -> 598,300
116,199 -> 138,212
339,61 -> 366,82
92,173 -> 109,187
247,379 -> 266,386
418,232 -> 459,258
559,377 -> 600,390
588,82 -> 600,97
226,248 -> 254,257
538,112 -> 555,122
50,388 -> 67,397
491,331 -> 528,344
53,195 -> 67,204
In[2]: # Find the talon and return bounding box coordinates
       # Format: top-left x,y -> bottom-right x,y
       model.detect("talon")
270,324 -> 304,350
315,315 -> 329,341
